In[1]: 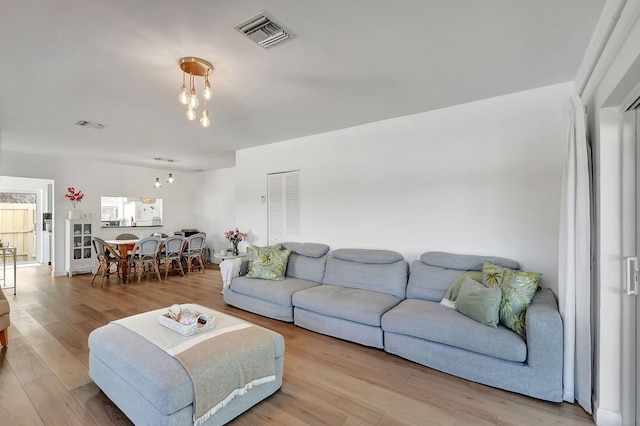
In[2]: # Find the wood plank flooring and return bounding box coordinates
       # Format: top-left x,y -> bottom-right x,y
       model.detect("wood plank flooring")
0,265 -> 594,425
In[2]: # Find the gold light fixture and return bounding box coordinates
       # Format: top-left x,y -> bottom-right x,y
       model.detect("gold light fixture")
178,57 -> 213,128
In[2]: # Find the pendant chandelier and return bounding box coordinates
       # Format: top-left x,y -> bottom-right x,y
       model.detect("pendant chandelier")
153,157 -> 176,188
178,57 -> 213,128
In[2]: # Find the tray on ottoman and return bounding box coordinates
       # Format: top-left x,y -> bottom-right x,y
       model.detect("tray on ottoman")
158,306 -> 216,336
88,304 -> 285,426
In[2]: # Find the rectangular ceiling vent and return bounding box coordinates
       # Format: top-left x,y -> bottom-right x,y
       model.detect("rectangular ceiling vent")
75,120 -> 106,129
235,12 -> 292,48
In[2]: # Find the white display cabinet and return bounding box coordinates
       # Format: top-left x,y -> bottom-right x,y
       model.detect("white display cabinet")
65,219 -> 96,276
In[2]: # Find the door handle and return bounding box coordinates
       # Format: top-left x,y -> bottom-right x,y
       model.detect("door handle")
625,256 -> 639,296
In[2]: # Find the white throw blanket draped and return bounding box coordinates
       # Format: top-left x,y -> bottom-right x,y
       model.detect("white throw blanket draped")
220,258 -> 243,292
558,95 -> 592,412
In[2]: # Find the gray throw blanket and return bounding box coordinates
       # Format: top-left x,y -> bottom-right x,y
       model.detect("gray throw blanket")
112,305 -> 276,426
177,324 -> 276,425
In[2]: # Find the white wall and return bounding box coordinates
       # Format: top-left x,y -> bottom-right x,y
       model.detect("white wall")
0,151 -> 199,276
224,82 -> 574,294
194,167 -> 237,259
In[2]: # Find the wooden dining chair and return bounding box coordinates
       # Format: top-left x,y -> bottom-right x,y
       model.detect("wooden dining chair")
183,233 -> 206,274
128,237 -> 162,283
159,236 -> 185,279
116,233 -> 139,240
91,237 -> 123,287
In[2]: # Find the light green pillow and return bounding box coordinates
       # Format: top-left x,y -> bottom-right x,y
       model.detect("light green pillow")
246,245 -> 291,280
482,261 -> 541,337
441,271 -> 484,307
455,277 -> 502,328
247,244 -> 281,259
245,244 -> 281,269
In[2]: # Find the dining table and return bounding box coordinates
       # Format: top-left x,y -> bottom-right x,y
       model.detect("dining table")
103,239 -> 139,284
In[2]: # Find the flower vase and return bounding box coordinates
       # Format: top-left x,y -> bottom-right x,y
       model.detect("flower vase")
232,241 -> 239,256
69,208 -> 82,220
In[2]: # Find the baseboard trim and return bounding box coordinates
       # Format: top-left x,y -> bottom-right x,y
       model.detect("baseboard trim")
594,403 -> 622,426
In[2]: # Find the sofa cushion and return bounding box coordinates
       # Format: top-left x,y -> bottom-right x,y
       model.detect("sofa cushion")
408,252 -> 519,302
455,277 -> 502,328
483,261 -> 541,337
407,261 -> 464,301
281,242 -> 329,258
323,252 -> 408,299
246,245 -> 291,280
281,242 -> 329,283
381,299 -> 527,362
292,285 -> 402,327
420,252 -> 520,271
332,249 -> 403,264
230,276 -> 319,307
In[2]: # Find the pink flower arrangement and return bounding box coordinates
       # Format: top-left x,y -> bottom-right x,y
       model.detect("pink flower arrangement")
224,228 -> 247,244
65,187 -> 84,208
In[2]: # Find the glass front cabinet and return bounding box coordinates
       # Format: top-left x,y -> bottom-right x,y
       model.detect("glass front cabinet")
65,219 -> 96,276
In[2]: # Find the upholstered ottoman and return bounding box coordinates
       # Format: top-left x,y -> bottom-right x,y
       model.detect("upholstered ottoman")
88,304 -> 284,426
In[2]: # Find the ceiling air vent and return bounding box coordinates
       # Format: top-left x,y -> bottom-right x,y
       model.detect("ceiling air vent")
235,12 -> 292,48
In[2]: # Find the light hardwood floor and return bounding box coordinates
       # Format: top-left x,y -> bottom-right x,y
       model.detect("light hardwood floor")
0,265 -> 594,426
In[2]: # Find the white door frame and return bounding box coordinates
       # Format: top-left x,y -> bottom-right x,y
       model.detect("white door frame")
621,107 -> 638,425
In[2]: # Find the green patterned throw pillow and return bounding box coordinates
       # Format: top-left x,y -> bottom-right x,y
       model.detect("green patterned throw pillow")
246,244 -> 291,280
482,261 -> 541,337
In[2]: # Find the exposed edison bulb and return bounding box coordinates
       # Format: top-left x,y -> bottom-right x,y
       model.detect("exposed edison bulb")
203,80 -> 212,100
186,108 -> 196,121
153,177 -> 162,188
178,84 -> 188,105
200,109 -> 210,128
167,173 -> 175,184
188,87 -> 199,109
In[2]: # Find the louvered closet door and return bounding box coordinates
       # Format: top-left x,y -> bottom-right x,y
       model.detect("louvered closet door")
267,170 -> 300,245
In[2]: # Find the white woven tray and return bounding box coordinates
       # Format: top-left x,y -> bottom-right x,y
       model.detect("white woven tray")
159,308 -> 216,336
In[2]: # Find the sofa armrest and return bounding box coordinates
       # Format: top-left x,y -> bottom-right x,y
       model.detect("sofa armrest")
524,287 -> 563,401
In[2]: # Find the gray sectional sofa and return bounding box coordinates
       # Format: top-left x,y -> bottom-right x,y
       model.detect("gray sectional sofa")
223,245 -> 563,402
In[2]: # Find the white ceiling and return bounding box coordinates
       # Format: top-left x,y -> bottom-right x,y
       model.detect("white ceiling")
0,0 -> 604,173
